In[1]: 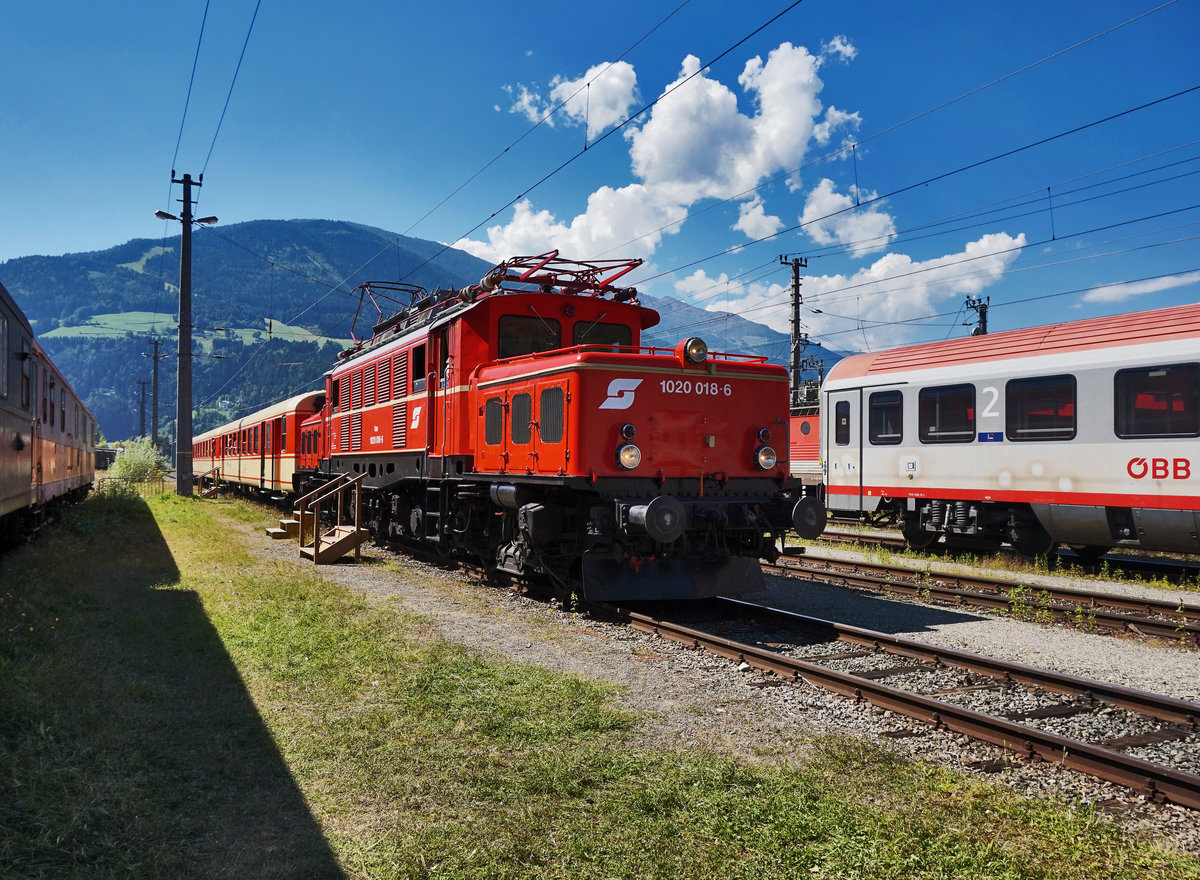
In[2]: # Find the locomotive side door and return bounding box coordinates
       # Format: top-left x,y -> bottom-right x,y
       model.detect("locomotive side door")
823,386 -> 863,514
426,327 -> 451,475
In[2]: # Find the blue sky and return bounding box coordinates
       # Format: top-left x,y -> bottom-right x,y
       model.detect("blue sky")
2,0 -> 1197,358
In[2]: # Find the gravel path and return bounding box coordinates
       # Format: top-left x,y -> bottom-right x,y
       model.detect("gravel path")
230,512 -> 1200,854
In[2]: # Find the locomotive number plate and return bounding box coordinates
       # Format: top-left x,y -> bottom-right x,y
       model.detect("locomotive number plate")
659,379 -> 733,396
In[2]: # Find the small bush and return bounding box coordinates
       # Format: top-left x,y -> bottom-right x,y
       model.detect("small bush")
109,438 -> 169,481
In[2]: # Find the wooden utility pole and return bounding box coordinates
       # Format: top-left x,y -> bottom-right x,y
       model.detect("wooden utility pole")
156,172 -> 216,496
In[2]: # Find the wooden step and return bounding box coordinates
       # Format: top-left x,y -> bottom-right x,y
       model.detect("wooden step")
265,526 -> 291,540
278,518 -> 301,537
299,525 -> 370,564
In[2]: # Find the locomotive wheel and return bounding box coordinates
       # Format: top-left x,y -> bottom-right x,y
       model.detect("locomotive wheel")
901,521 -> 938,551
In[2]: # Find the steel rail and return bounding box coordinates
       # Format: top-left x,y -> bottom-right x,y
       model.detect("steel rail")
770,554 -> 1200,644
814,528 -> 1200,584
592,598 -> 1200,809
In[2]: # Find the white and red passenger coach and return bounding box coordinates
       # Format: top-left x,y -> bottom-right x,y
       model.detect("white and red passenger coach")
821,302 -> 1200,558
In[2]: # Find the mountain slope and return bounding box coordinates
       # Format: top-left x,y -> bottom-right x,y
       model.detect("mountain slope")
0,220 -> 834,440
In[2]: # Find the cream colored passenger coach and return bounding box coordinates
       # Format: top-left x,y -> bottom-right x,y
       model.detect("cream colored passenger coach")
192,391 -> 325,495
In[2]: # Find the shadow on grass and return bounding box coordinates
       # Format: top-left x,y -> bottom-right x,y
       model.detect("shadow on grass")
0,495 -> 344,879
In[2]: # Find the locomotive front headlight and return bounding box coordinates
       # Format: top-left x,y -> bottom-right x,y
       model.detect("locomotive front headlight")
617,443 -> 642,470
621,422 -> 637,440
755,445 -> 777,470
683,336 -> 708,364
757,427 -> 772,444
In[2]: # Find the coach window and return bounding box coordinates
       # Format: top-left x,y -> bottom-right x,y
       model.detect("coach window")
412,344 -> 427,392
868,390 -> 903,445
919,384 -> 975,443
573,320 -> 631,350
834,400 -> 851,446
1007,375 -> 1076,441
498,315 -> 561,359
1115,363 -> 1200,438
511,393 -> 533,444
21,339 -> 31,410
0,315 -> 7,398
540,387 -> 565,443
484,397 -> 504,445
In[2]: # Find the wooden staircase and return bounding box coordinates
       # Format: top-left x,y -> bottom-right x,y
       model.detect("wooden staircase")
269,473 -> 370,564
198,466 -> 221,499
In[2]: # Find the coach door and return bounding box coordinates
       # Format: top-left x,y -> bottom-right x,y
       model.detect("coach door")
267,417 -> 283,490
823,387 -> 863,514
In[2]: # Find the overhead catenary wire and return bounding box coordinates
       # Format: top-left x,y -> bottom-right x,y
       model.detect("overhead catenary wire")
200,0 -> 263,177
180,2 -> 1194,418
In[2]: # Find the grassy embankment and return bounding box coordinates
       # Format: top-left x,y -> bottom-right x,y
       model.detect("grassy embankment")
2,492 -> 1198,879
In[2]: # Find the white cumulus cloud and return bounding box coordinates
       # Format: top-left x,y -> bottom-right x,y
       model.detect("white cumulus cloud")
503,62 -> 639,140
707,232 -> 1027,349
801,178 -> 897,258
820,35 -> 858,64
474,43 -> 854,262
1083,270 -> 1200,303
548,61 -> 639,139
733,196 -> 783,240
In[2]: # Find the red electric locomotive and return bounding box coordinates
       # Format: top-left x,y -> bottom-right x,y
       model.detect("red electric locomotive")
293,252 -> 821,599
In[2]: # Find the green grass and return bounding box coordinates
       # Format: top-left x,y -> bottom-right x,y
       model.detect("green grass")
2,495 -> 1198,879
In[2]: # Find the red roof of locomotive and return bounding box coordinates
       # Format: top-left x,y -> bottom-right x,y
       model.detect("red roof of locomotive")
828,301 -> 1200,380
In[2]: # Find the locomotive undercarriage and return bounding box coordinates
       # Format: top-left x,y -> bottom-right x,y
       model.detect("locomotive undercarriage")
350,469 -> 797,600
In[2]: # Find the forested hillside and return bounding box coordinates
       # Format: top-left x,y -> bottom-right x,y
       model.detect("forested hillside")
1,219 -> 814,442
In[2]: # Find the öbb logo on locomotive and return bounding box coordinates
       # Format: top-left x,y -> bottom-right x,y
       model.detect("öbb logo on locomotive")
598,378 -> 642,410
1127,457 -> 1191,480
191,252 -> 823,602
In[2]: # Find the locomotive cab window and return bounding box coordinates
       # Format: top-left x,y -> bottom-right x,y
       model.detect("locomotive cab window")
868,390 -> 903,445
919,384 -> 975,443
1115,362 -> 1200,438
412,344 -> 427,392
498,315 -> 561,359
1007,375 -> 1076,441
573,320 -> 631,350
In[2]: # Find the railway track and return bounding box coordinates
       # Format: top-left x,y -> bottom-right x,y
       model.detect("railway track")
593,596 -> 1200,809
816,526 -> 1200,585
769,551 -> 1200,645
